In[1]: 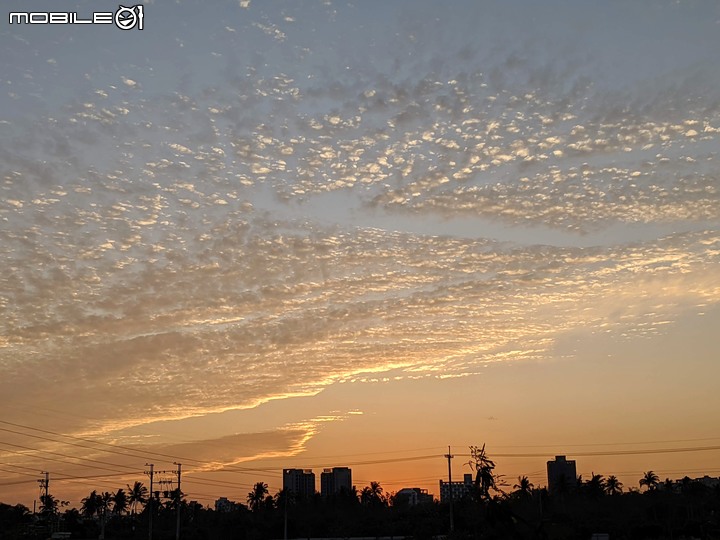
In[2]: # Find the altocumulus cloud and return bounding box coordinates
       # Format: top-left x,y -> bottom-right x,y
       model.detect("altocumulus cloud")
1,0 -> 719,447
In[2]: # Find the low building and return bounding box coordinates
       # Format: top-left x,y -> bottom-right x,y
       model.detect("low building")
394,487 -> 433,506
439,473 -> 474,502
694,475 -> 720,489
214,497 -> 241,512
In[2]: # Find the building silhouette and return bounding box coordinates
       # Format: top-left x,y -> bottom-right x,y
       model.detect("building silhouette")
283,468 -> 316,498
439,473 -> 474,502
395,487 -> 433,506
320,467 -> 352,498
547,455 -> 577,493
214,497 -> 241,513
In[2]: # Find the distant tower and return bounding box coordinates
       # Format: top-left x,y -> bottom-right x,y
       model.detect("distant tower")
320,467 -> 352,498
547,455 -> 577,493
283,469 -> 316,498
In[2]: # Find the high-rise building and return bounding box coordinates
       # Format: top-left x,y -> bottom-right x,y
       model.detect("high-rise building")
547,455 -> 577,493
439,473 -> 474,502
283,468 -> 316,498
320,467 -> 352,498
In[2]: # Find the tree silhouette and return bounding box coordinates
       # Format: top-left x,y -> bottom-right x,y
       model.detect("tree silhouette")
81,491 -> 101,518
640,470 -> 660,492
247,481 -> 268,512
112,488 -> 128,516
127,481 -> 148,515
584,473 -> 605,499
605,475 -> 623,495
100,491 -> 113,514
513,475 -> 534,497
39,494 -> 59,516
468,444 -> 499,501
164,488 -> 185,511
360,481 -> 386,507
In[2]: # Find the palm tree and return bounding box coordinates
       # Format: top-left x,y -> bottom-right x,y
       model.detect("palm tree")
127,481 -> 148,515
639,470 -> 659,492
247,482 -> 268,512
585,473 -> 605,499
100,491 -> 113,515
112,488 -> 128,516
39,494 -> 59,516
81,491 -> 101,518
164,488 -> 185,511
605,475 -> 623,495
360,481 -> 385,506
513,475 -> 534,497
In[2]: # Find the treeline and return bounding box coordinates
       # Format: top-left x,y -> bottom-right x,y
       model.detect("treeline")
2,461 -> 720,539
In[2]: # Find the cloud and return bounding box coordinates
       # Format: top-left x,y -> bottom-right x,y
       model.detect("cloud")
2,0 -> 720,508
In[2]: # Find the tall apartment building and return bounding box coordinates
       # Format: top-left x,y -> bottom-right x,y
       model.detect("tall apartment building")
283,468 -> 316,498
439,473 -> 474,502
320,467 -> 352,498
547,455 -> 577,493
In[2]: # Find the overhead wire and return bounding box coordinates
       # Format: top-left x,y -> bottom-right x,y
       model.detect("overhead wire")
0,420 -> 282,477
0,441 -> 141,475
456,444 -> 720,458
3,418 -> 720,506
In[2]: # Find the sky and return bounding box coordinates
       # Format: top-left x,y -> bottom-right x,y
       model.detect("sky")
1,0 -> 720,510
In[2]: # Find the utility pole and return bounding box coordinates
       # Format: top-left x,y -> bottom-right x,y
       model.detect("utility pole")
444,446 -> 455,533
38,471 -> 52,532
38,471 -> 49,514
38,471 -> 49,501
144,464 -> 154,540
174,462 -> 182,540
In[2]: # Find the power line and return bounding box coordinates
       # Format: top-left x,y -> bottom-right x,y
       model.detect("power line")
489,436 -> 720,449
0,467 -> 38,478
0,478 -> 38,487
0,446 -> 136,476
456,444 -> 720,458
283,453 -> 442,469
0,426 -> 159,462
0,420 -> 282,477
0,441 -> 141,475
0,462 -> 48,474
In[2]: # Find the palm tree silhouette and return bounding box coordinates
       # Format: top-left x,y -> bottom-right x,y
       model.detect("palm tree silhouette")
605,475 -> 623,495
585,473 -> 605,498
126,481 -> 148,515
112,488 -> 128,516
360,481 -> 385,506
639,470 -> 659,492
513,475 -> 534,497
81,491 -> 101,518
39,494 -> 58,516
247,482 -> 268,512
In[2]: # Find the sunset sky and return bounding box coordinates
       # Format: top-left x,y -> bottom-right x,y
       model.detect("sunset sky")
2,0 -> 720,510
